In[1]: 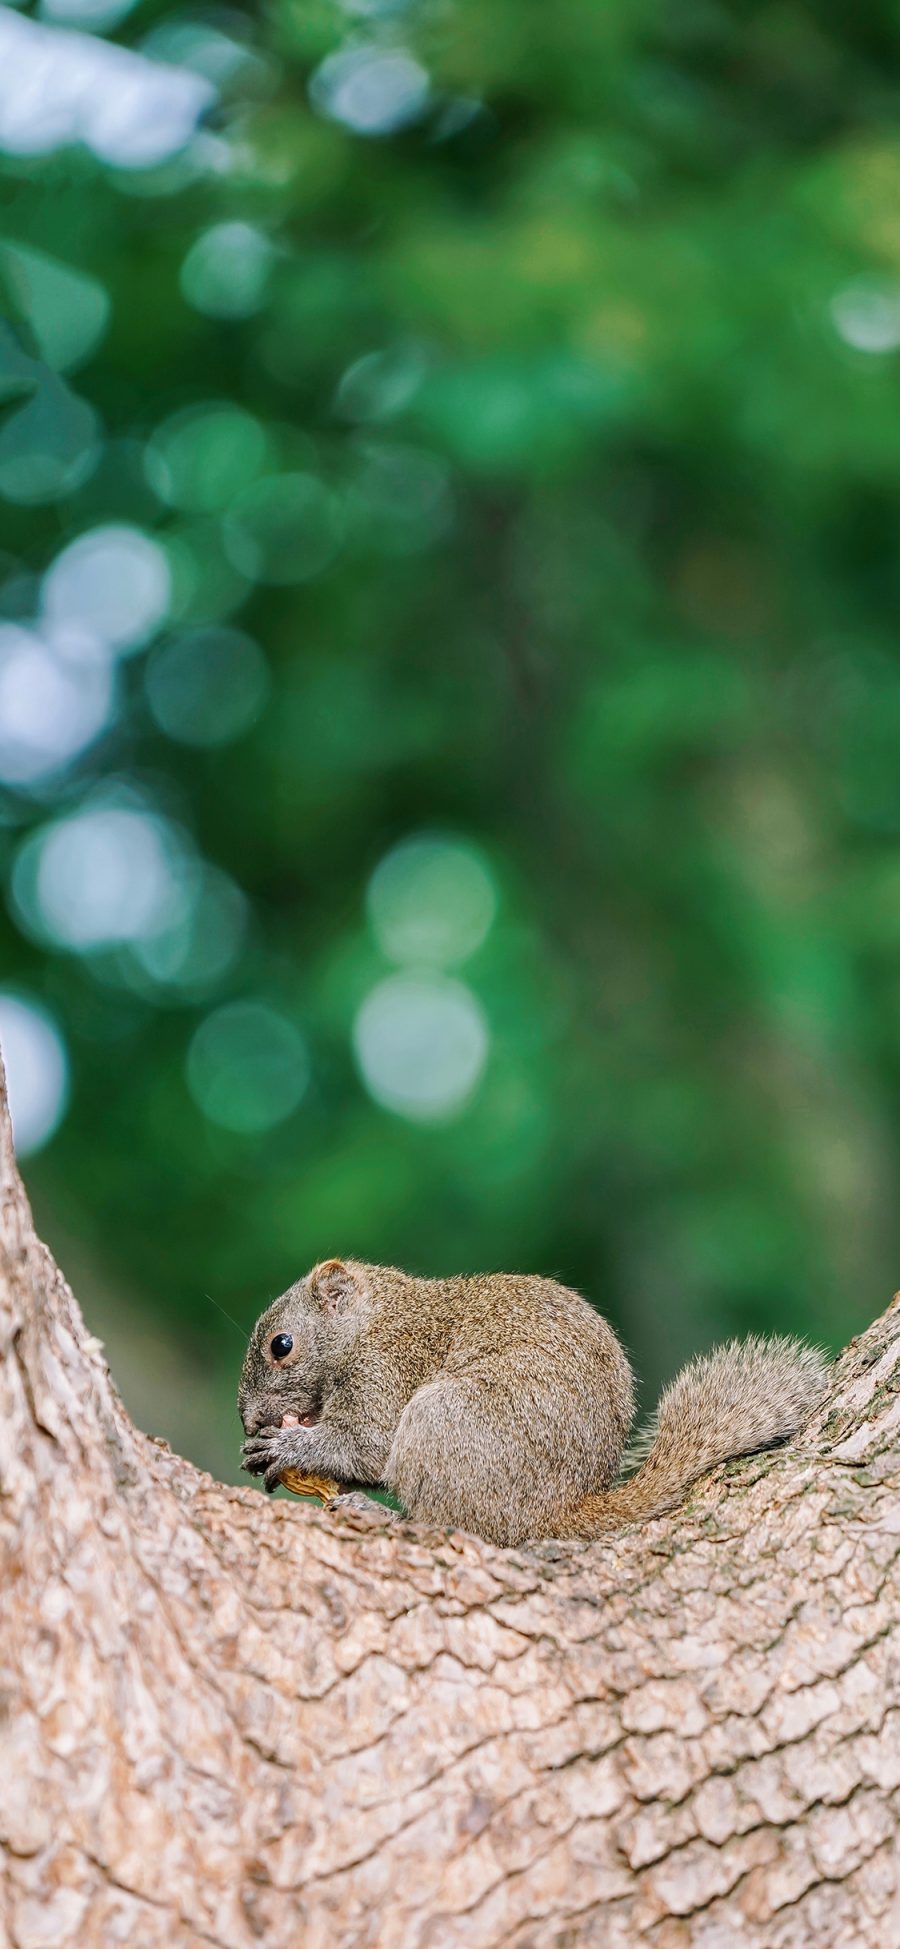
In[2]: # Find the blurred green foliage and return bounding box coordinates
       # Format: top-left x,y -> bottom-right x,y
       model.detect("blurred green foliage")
1,0 -> 899,1479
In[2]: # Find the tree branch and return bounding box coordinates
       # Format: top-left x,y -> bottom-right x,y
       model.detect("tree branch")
1,1056 -> 897,1947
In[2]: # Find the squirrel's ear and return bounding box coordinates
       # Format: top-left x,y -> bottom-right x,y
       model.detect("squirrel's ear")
307,1258 -> 362,1315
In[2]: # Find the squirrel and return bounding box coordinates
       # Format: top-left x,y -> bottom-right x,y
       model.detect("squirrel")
238,1258 -> 829,1548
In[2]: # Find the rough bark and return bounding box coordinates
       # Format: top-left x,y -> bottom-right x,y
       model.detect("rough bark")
1,1065 -> 898,1949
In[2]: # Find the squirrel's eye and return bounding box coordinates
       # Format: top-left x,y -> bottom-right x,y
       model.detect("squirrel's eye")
270,1332 -> 294,1362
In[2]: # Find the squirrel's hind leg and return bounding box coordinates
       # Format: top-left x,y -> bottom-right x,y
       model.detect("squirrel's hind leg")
384,1371 -> 571,1549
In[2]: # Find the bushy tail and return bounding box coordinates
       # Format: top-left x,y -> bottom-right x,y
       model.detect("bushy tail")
554,1336 -> 829,1540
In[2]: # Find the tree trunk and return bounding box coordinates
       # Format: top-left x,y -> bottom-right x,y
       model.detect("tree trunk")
1,1069 -> 898,1949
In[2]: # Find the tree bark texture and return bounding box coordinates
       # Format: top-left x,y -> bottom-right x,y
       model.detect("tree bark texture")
1,1068 -> 898,1949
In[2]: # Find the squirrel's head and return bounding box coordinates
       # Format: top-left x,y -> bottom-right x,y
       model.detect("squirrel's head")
238,1258 -> 370,1435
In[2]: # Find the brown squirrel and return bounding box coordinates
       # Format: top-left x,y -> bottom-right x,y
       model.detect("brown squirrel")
239,1258 -> 829,1548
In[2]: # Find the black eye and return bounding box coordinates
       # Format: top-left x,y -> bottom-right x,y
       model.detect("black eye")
270,1333 -> 294,1362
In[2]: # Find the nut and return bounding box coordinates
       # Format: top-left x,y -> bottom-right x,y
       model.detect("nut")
280,1468 -> 342,1502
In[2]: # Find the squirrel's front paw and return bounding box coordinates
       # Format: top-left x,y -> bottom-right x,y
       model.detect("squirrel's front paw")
242,1426 -> 306,1494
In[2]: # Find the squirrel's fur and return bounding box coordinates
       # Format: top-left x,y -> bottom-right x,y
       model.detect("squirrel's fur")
239,1260 -> 829,1548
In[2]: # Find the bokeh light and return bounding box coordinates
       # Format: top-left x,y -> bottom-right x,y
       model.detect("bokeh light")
145,627 -> 270,748
0,375 -> 99,507
13,802 -> 186,951
309,45 -> 430,136
0,624 -> 114,786
41,525 -> 171,656
0,10 -> 214,167
10,795 -> 249,1004
335,344 -> 427,423
223,473 -> 340,584
830,281 -> 900,355
353,973 -> 489,1122
180,223 -> 274,320
140,17 -> 264,88
0,993 -> 69,1157
40,0 -> 139,28
0,242 -> 110,374
367,835 -> 497,967
131,864 -> 247,996
145,404 -> 269,514
187,1001 -> 310,1133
